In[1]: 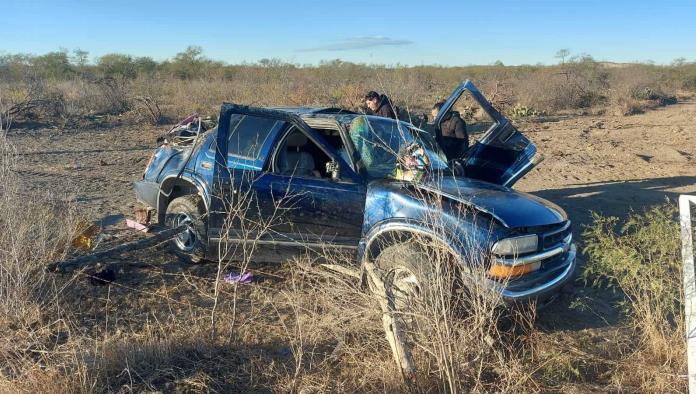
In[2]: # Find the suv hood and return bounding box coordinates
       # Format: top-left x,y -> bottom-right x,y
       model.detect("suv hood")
417,176 -> 567,228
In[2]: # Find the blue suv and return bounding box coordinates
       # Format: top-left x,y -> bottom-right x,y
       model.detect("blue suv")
134,81 -> 576,302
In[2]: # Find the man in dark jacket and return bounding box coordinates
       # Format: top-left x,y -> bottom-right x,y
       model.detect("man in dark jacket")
431,101 -> 468,161
365,91 -> 399,119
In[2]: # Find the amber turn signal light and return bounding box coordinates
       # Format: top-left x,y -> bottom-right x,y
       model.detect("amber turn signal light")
489,261 -> 541,279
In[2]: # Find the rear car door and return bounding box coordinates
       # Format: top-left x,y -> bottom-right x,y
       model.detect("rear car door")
208,105 -> 285,246
434,80 -> 541,187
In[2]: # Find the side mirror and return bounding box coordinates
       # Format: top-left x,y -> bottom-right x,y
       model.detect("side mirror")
326,160 -> 340,181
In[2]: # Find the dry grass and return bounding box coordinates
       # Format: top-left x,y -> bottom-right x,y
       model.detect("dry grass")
0,135 -> 85,392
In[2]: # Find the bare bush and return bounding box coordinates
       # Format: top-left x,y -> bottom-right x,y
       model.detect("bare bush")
131,95 -> 163,125
0,76 -> 45,133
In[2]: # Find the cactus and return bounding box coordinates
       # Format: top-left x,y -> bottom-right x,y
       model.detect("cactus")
510,103 -> 542,118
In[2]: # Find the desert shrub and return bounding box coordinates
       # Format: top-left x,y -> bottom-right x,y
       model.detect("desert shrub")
630,85 -> 677,106
37,77 -> 131,127
514,56 -> 608,112
582,203 -> 686,390
514,69 -> 606,113
0,76 -> 47,131
682,74 -> 696,91
46,79 -> 99,126
583,204 -> 682,330
615,96 -> 646,116
608,65 -> 678,115
96,53 -> 138,79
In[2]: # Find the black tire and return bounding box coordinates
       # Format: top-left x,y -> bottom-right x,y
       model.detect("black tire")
373,241 -> 462,312
373,242 -> 432,311
164,195 -> 207,263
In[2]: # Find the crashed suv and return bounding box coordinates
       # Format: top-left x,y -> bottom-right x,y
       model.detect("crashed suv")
134,80 -> 576,302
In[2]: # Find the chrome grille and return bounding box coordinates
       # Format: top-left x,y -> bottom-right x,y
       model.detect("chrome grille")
541,221 -> 571,250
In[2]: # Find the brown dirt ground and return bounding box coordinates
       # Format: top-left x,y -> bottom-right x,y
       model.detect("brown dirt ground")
7,99 -> 696,390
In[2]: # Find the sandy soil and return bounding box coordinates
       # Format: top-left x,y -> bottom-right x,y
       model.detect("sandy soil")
518,99 -> 696,227
6,99 -> 696,389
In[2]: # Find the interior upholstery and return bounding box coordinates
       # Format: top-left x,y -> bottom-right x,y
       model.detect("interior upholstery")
278,130 -> 316,177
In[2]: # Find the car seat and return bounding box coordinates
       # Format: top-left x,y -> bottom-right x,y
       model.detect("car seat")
278,131 -> 316,177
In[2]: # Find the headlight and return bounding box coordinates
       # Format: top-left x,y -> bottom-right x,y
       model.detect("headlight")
491,234 -> 538,256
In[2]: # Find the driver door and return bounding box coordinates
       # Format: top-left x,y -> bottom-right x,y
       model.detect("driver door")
434,80 -> 541,187
210,104 -> 366,258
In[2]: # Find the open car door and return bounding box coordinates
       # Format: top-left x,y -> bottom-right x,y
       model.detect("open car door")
434,80 -> 541,187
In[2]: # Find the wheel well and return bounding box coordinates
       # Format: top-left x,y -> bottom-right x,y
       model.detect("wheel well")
157,179 -> 204,223
365,230 -> 417,261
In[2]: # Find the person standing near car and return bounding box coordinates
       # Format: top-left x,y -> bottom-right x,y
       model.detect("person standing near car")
365,91 -> 399,119
431,101 -> 468,161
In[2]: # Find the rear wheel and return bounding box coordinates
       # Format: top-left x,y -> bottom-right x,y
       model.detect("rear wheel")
164,195 -> 207,263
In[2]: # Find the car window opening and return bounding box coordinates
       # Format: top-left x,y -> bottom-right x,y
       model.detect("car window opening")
275,127 -> 333,179
312,126 -> 355,170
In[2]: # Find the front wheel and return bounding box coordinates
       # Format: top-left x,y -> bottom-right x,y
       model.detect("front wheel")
373,242 -> 430,311
372,241 -> 464,313
164,195 -> 207,263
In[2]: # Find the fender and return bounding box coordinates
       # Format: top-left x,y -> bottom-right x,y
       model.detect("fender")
157,171 -> 211,216
360,219 -> 464,264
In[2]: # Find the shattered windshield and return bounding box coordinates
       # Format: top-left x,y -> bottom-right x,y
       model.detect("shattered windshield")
348,116 -> 449,180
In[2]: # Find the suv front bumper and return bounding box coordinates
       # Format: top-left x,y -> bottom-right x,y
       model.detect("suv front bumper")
492,243 -> 577,302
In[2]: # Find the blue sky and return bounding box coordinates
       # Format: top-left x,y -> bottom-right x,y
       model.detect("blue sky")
2,0 -> 695,66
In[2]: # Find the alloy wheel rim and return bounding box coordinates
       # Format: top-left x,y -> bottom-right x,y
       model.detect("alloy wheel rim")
173,212 -> 196,252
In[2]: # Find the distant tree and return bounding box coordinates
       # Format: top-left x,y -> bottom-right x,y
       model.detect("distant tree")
174,46 -> 203,63
672,57 -> 687,67
134,56 -> 158,75
97,53 -> 137,78
258,58 -> 291,68
170,46 -> 209,79
71,49 -> 89,67
319,59 -> 352,68
493,60 -> 504,67
31,50 -> 73,79
555,49 -> 570,64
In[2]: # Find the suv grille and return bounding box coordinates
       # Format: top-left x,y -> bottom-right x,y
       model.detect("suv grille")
541,222 -> 572,250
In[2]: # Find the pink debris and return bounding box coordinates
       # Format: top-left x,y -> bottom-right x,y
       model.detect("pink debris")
126,219 -> 149,233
